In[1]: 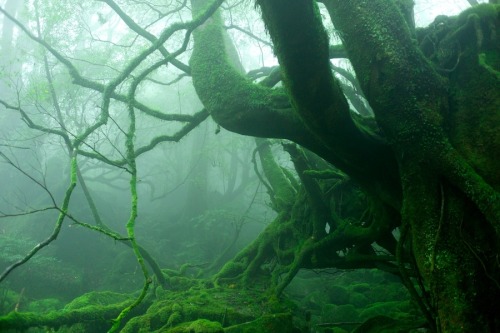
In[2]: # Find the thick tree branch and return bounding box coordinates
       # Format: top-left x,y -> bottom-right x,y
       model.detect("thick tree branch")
189,0 -> 400,208
0,299 -> 133,331
256,0 -> 351,136
189,0 -> 316,144
253,0 -> 401,207
324,0 -> 500,227
283,143 -> 330,239
254,138 -> 295,211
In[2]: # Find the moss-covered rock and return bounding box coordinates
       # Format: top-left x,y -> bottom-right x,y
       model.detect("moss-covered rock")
321,303 -> 359,323
348,283 -> 371,294
224,313 -> 295,333
119,280 -> 299,332
301,291 -> 328,310
325,285 -> 350,305
348,292 -> 370,308
26,298 -> 63,313
358,301 -> 410,321
64,291 -> 132,310
166,319 -> 223,333
352,315 -> 427,333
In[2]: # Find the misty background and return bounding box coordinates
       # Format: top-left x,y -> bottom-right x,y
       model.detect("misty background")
0,0 -> 489,311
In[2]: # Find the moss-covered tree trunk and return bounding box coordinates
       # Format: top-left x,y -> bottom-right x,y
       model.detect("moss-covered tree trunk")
323,2 -> 500,331
189,0 -> 500,331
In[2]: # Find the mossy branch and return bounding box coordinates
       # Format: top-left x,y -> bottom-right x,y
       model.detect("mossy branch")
255,138 -> 295,211
189,0 -> 314,144
283,143 -> 330,238
108,60 -> 153,332
0,301 -> 132,331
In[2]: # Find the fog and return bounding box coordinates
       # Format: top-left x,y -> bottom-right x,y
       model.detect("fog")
0,0 -> 495,332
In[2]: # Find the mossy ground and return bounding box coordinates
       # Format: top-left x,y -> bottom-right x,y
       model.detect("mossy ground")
0,269 -> 428,332
120,278 -> 299,332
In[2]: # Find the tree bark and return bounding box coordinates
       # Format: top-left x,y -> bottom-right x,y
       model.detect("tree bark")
190,0 -> 500,331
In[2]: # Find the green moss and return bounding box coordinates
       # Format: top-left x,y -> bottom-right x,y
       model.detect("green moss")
325,285 -> 350,305
118,283 -> 294,332
189,3 -> 283,138
358,301 -> 410,321
446,24 -> 500,188
165,319 -> 223,333
70,155 -> 77,184
225,313 -> 294,333
166,311 -> 183,327
215,260 -> 245,281
0,311 -> 37,329
321,304 -> 359,323
352,315 -> 427,333
456,3 -> 499,25
171,303 -> 183,313
257,0 -> 341,125
301,290 -> 329,309
26,298 -> 63,313
348,283 -> 371,294
169,276 -> 198,290
64,291 -> 132,310
0,297 -> 132,332
187,319 -> 223,332
478,53 -> 500,79
155,285 -> 168,299
349,293 -> 370,308
254,138 -> 295,210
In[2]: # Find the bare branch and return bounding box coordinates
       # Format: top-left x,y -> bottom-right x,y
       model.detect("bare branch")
0,154 -> 78,283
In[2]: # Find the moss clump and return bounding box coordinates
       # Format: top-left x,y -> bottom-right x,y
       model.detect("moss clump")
167,310 -> 183,327
64,291 -> 132,310
349,292 -> 370,308
187,319 -> 223,332
225,313 -> 294,333
358,301 -> 411,321
26,298 -> 63,313
165,319 -> 223,333
352,315 -> 427,333
321,304 -> 359,323
456,3 -> 499,26
0,299 -> 132,332
119,281 -> 296,332
348,283 -> 371,293
171,303 -> 182,313
325,285 -> 350,305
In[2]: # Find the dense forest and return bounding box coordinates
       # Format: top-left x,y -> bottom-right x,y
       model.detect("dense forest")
0,0 -> 499,332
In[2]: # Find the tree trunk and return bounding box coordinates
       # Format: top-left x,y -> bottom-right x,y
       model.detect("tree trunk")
189,0 -> 500,331
324,1 -> 500,331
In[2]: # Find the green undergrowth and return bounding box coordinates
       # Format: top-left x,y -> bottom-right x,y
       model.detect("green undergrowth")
121,278 -> 299,332
0,270 -> 429,332
0,277 -> 301,332
285,269 -> 427,332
